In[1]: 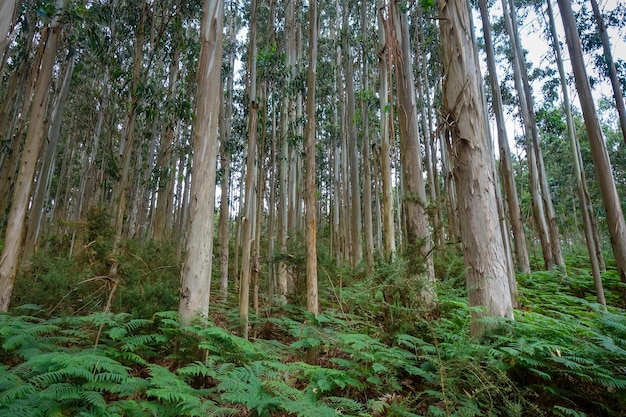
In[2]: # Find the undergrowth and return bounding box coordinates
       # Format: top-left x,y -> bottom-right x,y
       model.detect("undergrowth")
2,242 -> 626,416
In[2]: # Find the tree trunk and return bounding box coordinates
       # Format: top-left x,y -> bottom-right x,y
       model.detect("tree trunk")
343,0 -> 362,266
0,20 -> 60,312
478,0 -> 530,273
439,0 -> 514,335
504,0 -> 564,268
391,0 -> 436,303
218,46 -> 233,296
110,0 -> 147,269
544,0 -> 605,306
239,0 -> 259,339
304,0 -> 319,364
178,0 -> 224,322
23,49 -> 75,259
377,0 -> 396,260
361,1 -> 374,271
589,0 -> 626,146
557,0 -> 626,287
0,0 -> 19,57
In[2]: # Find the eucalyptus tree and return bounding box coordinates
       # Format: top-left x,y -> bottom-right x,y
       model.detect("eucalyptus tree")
22,45 -> 76,259
438,0 -> 514,335
342,0 -> 363,266
544,0 -> 605,305
361,0 -> 374,271
239,0 -> 260,339
376,0 -> 396,261
304,0 -> 319,322
477,0 -> 530,273
178,0 -> 224,321
0,0 -> 63,311
390,0 -> 436,302
0,11 -> 38,229
218,1 -> 239,298
500,0 -> 564,269
589,0 -> 626,146
0,0 -> 20,59
556,0 -> 626,287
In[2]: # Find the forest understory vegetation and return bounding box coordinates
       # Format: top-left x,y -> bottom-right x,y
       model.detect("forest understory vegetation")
1,215 -> 625,417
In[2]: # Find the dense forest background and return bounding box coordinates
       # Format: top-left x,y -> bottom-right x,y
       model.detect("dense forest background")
1,0 -> 626,415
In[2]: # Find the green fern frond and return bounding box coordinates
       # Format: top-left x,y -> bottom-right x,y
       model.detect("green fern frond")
80,390 -> 107,409
0,376 -> 36,407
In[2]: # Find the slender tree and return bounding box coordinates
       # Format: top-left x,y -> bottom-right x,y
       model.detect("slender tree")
377,0 -> 396,260
589,0 -> 626,146
478,0 -> 530,273
178,0 -> 224,321
305,0 -> 319,317
390,0 -> 436,302
556,0 -> 626,287
544,0 -> 605,306
0,4 -> 62,311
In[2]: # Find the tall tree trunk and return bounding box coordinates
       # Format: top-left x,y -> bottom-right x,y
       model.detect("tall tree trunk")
545,0 -> 605,306
377,0 -> 396,260
391,0 -> 435,303
478,0 -> 530,273
111,0 -> 147,271
439,0 -> 514,335
343,0 -> 362,266
304,0 -> 319,364
0,17 -> 60,312
23,49 -> 75,259
239,0 -> 259,339
504,0 -> 564,268
361,0 -> 374,270
218,44 -> 233,296
589,0 -> 626,146
178,0 -> 224,322
153,34 -> 181,241
557,0 -> 626,287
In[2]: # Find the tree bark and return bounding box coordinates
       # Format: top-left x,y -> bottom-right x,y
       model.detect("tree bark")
505,0 -> 564,268
439,0 -> 514,335
343,0 -> 362,266
239,0 -> 259,339
542,1 -> 605,305
304,0 -> 319,365
478,0 -> 530,274
557,0 -> 626,287
361,0 -> 374,271
377,0 -> 396,260
178,0 -> 224,322
391,0 -> 436,303
589,0 -> 626,146
23,49 -> 75,259
0,20 -> 60,311
0,0 -> 19,58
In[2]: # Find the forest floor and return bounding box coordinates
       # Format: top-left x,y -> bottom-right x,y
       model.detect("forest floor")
1,241 -> 625,416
